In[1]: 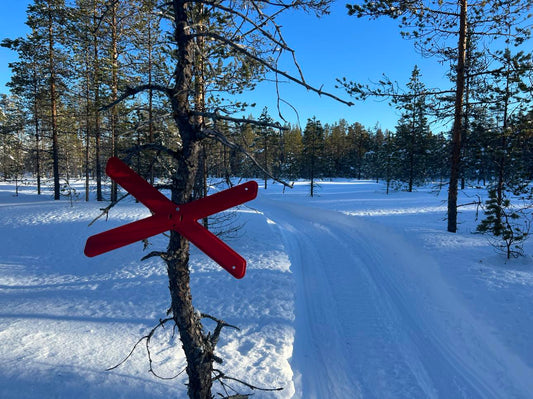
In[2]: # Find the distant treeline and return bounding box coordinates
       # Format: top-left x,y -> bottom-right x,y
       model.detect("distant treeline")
0,0 -> 531,200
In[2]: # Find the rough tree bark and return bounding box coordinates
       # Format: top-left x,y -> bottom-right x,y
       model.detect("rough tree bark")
47,1 -> 60,201
110,0 -> 119,202
93,0 -> 103,202
164,1 -> 214,397
447,0 -> 468,233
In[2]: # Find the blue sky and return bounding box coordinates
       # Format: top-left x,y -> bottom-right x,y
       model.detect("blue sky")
0,0 -> 450,132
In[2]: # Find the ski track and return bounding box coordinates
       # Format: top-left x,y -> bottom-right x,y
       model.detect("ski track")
258,196 -> 533,399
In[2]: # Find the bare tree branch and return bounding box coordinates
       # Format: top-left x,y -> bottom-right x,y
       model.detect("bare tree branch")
203,127 -> 294,189
201,313 -> 240,347
106,317 -> 186,380
197,0 -> 292,52
141,251 -> 168,261
212,369 -> 283,393
191,109 -> 287,130
190,31 -> 354,107
88,192 -> 130,227
99,84 -> 173,111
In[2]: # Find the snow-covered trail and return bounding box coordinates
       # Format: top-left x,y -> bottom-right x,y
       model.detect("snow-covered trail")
258,196 -> 533,399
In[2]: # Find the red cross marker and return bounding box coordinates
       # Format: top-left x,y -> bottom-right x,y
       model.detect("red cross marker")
84,157 -> 258,279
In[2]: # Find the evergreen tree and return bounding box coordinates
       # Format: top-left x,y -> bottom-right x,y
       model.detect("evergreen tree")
324,119 -> 350,177
363,125 -> 385,182
393,66 -> 432,191
302,117 -> 325,196
477,187 -> 531,259
30,0 -> 72,199
253,108 -> 279,188
347,122 -> 370,179
343,0 -> 532,232
370,128 -> 395,190
282,124 -> 303,180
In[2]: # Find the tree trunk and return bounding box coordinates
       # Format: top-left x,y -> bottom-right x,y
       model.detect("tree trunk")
147,17 -> 155,184
165,1 -> 215,397
93,0 -> 103,201
496,50 -> 512,228
264,137 -> 268,189
48,3 -> 60,201
33,81 -> 41,195
447,0 -> 468,233
110,0 -> 119,202
167,142 -> 214,399
84,50 -> 91,202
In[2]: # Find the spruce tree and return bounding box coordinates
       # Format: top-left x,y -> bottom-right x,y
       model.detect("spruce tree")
477,187 -> 530,259
347,122 -> 370,179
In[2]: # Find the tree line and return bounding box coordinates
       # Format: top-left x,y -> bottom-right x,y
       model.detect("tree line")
2,60 -> 531,201
1,1 -> 532,204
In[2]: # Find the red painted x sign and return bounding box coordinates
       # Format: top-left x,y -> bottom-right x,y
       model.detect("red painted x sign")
84,157 -> 258,279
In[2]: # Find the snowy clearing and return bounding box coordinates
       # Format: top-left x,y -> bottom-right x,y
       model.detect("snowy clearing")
1,179 -> 532,398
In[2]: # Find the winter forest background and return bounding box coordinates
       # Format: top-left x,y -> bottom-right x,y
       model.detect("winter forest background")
1,0 -> 533,397
1,0 -> 532,219
1,1 -> 532,243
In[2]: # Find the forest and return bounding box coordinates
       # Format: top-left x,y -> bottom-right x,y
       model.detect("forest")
1,1 -> 533,397
0,0 -> 531,200
0,0 -> 531,198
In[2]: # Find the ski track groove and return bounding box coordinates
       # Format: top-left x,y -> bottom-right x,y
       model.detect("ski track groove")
259,197 -> 530,399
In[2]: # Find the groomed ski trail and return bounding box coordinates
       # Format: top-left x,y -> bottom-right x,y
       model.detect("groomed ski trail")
258,197 -> 533,399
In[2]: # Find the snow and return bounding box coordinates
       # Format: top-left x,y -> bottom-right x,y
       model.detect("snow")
1,179 -> 532,398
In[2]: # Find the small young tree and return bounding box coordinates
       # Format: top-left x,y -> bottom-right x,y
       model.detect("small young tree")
253,108 -> 279,189
477,187 -> 531,259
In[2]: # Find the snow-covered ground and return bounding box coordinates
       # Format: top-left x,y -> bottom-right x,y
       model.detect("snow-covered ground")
1,179 -> 532,398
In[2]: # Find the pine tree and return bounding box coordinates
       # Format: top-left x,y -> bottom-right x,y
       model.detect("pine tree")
477,187 -> 530,259
1,33 -> 46,194
302,117 -> 325,196
253,108 -> 279,189
324,119 -> 350,177
343,0 -> 532,232
99,2 -> 348,397
31,0 -> 71,199
347,122 -> 370,179
282,124 -> 303,180
393,66 -> 432,191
